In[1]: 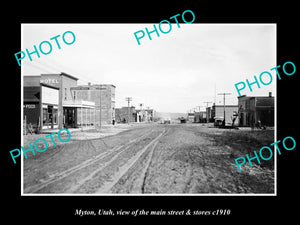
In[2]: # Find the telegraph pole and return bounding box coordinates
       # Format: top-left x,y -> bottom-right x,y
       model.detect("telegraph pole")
98,85 -> 107,130
125,97 -> 132,124
203,101 -> 212,123
99,86 -> 102,129
217,93 -> 231,125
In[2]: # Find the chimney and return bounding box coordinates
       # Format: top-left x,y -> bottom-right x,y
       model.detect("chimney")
269,92 -> 272,97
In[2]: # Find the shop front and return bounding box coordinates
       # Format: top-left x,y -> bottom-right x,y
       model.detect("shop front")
63,107 -> 77,128
63,100 -> 95,128
42,104 -> 58,129
24,73 -> 98,132
23,85 -> 40,129
41,84 -> 59,129
23,76 -> 60,132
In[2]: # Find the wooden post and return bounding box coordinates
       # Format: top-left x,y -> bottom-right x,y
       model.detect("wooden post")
85,107 -> 87,129
38,116 -> 40,134
81,107 -> 83,131
24,115 -> 27,135
89,108 -> 91,126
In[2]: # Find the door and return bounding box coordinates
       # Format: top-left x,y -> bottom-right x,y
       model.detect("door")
48,105 -> 54,128
64,108 -> 76,128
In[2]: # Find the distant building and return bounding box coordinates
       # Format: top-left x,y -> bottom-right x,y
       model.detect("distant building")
187,112 -> 195,123
212,104 -> 239,125
194,111 -> 207,123
71,84 -> 116,126
115,106 -> 136,123
238,92 -> 274,127
136,109 -> 154,122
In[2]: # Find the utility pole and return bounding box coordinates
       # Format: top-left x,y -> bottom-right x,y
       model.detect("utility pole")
125,97 -> 132,124
99,87 -> 102,129
98,85 -> 107,130
217,93 -> 231,125
203,101 -> 212,123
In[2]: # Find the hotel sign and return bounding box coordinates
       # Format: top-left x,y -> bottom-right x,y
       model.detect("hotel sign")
40,78 -> 59,85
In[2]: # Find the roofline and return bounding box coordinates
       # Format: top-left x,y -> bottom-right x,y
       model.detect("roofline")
78,84 -> 116,87
71,84 -> 116,89
40,72 -> 79,81
249,96 -> 274,99
60,72 -> 79,81
213,105 -> 238,107
238,95 -> 274,99
24,75 -> 41,78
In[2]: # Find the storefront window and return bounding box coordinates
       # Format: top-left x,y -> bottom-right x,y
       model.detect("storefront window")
43,105 -> 58,127
53,108 -> 58,124
43,108 -> 47,126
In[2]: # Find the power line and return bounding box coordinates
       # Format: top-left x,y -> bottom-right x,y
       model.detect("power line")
23,60 -> 54,74
217,93 -> 231,125
25,57 -> 102,86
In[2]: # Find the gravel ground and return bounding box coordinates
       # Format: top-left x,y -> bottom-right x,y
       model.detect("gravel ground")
23,123 -> 274,194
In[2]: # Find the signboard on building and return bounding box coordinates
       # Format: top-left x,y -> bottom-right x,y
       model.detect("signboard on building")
24,104 -> 36,109
41,86 -> 59,105
40,75 -> 60,88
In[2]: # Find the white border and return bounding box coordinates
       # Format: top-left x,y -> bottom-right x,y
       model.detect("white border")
21,23 -> 277,196
21,23 -> 24,195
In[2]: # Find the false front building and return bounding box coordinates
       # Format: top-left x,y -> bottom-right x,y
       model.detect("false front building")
238,92 -> 274,127
211,104 -> 239,126
71,83 -> 116,126
23,73 -> 95,131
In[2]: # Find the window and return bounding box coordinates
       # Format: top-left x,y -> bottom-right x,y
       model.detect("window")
53,108 -> 58,124
43,108 -> 47,125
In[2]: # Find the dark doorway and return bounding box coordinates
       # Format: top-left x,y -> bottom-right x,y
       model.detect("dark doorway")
64,107 -> 77,128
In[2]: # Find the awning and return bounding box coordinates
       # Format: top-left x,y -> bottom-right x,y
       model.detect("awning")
63,100 -> 95,108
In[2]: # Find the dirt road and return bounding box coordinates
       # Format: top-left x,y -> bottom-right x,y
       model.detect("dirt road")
23,124 -> 274,194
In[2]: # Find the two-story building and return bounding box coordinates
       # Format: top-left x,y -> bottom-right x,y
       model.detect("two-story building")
23,73 -> 96,131
71,83 -> 116,126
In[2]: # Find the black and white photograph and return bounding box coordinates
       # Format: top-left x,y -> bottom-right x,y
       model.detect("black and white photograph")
21,23 -> 276,195
4,5 -> 298,224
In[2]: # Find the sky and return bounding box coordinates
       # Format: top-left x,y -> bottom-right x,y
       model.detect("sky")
22,24 -> 276,113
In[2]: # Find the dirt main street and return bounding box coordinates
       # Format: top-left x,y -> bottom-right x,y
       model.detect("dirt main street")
23,124 -> 274,194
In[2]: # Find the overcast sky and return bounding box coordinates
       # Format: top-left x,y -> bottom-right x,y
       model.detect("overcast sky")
22,24 -> 276,113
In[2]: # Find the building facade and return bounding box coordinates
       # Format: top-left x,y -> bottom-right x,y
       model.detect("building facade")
194,111 -> 207,123
238,93 -> 274,127
136,109 -> 154,122
115,106 -> 136,123
24,73 -> 96,131
211,104 -> 239,126
71,84 -> 116,126
186,112 -> 195,123
24,77 -> 60,130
